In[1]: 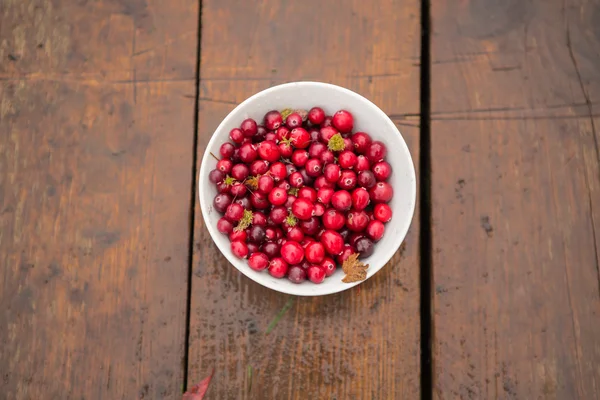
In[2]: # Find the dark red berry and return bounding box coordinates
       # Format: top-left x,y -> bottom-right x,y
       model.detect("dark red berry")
229,128 -> 245,143
231,240 -> 249,258
369,181 -> 393,203
248,252 -> 269,271
286,112 -> 303,128
209,169 -> 225,184
331,190 -> 352,211
308,142 -> 327,159
269,206 -> 288,224
366,141 -> 387,162
262,242 -> 280,258
338,150 -> 357,169
305,158 -> 323,177
213,193 -> 233,213
351,132 -> 372,154
288,265 -> 307,283
337,170 -> 357,190
217,181 -> 230,193
290,128 -> 311,148
314,176 -> 333,190
305,242 -> 325,264
351,188 -> 370,210
217,159 -> 233,173
366,220 -> 385,241
268,187 -> 288,206
292,198 -> 315,220
372,161 -> 392,181
281,241 -> 304,265
248,225 -> 266,244
254,125 -> 267,142
269,162 -> 287,181
225,203 -> 244,221
265,132 -> 277,141
287,227 -> 305,242
258,175 -> 275,193
320,150 -> 335,164
298,169 -> 314,186
253,211 -> 267,226
355,237 -> 374,258
247,242 -> 260,254
286,164 -> 297,176
230,182 -> 247,197
292,150 -> 309,167
217,217 -> 234,234
268,257 -> 288,278
299,217 -> 320,236
358,170 -> 376,188
277,180 -> 291,191
241,118 -> 258,137
265,228 -> 277,241
231,163 -> 249,181
250,160 -> 269,175
220,143 -> 235,158
284,195 -> 296,209
374,203 -> 393,222
308,107 -> 325,125
251,191 -> 270,209
264,110 -> 283,130
235,196 -> 251,209
307,265 -> 326,283
258,140 -> 281,162
337,245 -> 356,264
320,230 -> 344,255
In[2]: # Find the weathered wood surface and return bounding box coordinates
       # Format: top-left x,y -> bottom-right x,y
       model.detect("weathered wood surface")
430,0 -> 600,398
187,0 -> 422,398
0,1 -> 198,399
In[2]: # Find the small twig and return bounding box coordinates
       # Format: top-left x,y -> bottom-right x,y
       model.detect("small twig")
210,152 -> 219,161
247,365 -> 253,393
265,298 -> 294,335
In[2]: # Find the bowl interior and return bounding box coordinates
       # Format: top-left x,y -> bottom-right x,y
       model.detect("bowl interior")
199,82 -> 416,296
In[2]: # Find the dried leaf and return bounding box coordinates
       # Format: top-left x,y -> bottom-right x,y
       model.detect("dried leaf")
266,298 -> 294,335
341,253 -> 369,283
183,370 -> 214,400
234,210 -> 254,232
245,175 -> 259,190
287,187 -> 299,196
327,133 -> 345,152
280,108 -> 293,120
293,109 -> 308,122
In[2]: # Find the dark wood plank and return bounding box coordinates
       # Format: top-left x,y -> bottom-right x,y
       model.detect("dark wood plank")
431,0 -> 600,398
0,1 -> 198,399
188,0 -> 421,398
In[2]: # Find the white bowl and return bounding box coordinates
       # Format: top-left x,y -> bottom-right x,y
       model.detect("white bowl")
199,82 -> 416,296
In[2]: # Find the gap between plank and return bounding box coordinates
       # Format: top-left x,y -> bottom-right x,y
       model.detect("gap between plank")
419,0 -> 433,399
183,0 -> 204,392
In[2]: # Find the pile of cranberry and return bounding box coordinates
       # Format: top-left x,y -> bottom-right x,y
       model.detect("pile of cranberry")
209,107 -> 393,284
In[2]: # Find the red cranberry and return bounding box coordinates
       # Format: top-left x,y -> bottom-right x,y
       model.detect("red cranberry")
217,181 -> 230,194
372,161 -> 392,181
281,241 -> 304,265
270,206 -> 288,224
250,160 -> 269,175
366,141 -> 387,162
337,245 -> 355,264
261,242 -> 280,258
348,233 -> 365,248
277,180 -> 291,191
264,110 -> 283,130
331,190 -> 352,211
366,220 -> 385,241
251,191 -> 270,209
231,163 -> 249,181
247,242 -> 260,254
351,132 -> 372,154
298,169 -> 314,186
308,142 -> 327,159
308,107 -> 325,125
229,128 -> 245,144
220,142 -> 235,158
300,238 -> 315,249
258,175 -> 274,193
355,155 -> 371,172
289,171 -> 304,188
287,227 -> 305,242
317,187 -> 334,205
314,176 -> 333,190
343,137 -> 353,151
347,210 -> 370,232
374,203 -> 392,222
286,164 -> 297,176
305,242 -> 325,264
290,128 -> 311,148
230,182 -> 247,197
231,240 -> 249,258
332,110 -> 354,133
320,150 -> 335,164
299,217 -> 320,236
323,163 -> 341,183
235,196 -> 251,209
213,193 -> 232,213
355,237 -> 374,258
338,151 -> 357,169
279,142 -> 293,158
276,126 -> 290,141
305,158 -> 323,177
322,209 -> 346,230
298,187 -> 317,202
253,211 -> 267,226
292,150 -> 309,167
265,228 -> 277,241
241,118 -> 258,137
209,169 -> 225,184
216,159 -> 233,173
307,265 -> 326,283
258,140 -> 281,162
288,265 -> 307,283
265,132 -> 277,141
225,203 -> 245,221
321,258 -> 336,277
268,187 -> 288,206
268,257 -> 288,278
358,170 -> 376,188
231,148 -> 241,162
309,129 -> 320,142
248,252 -> 269,271
254,125 -> 267,142
284,195 -> 296,209
269,162 -> 287,181
338,228 -> 350,241
313,202 -> 325,216
286,112 -> 303,128
292,198 -> 315,220
320,230 -> 344,255
217,217 -> 233,234
337,170 -> 357,190
248,225 -> 266,244
369,181 -> 393,203
322,116 -> 333,127
320,126 -> 338,143
351,188 -> 370,210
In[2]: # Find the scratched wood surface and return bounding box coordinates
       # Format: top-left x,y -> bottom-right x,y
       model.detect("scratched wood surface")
187,0 -> 421,398
0,1 -> 198,399
430,0 -> 600,398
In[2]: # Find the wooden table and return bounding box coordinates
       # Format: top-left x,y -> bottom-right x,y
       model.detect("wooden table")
1,0 -> 598,398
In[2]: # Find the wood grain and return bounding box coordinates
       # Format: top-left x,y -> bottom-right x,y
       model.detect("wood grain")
0,1 -> 198,398
430,0 -> 600,398
188,0 -> 421,398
